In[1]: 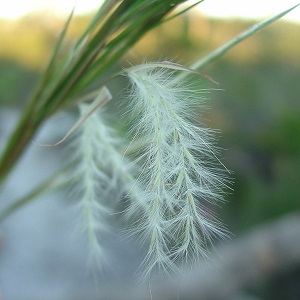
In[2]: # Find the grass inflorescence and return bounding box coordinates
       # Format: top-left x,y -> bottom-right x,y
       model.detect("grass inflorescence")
125,65 -> 230,279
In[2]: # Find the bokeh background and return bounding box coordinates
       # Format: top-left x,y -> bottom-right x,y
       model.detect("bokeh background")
0,2 -> 300,299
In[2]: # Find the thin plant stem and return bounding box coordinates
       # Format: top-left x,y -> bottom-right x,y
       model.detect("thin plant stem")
0,165 -> 72,222
189,3 -> 300,72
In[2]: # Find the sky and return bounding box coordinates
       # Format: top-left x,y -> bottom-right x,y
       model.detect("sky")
0,0 -> 299,23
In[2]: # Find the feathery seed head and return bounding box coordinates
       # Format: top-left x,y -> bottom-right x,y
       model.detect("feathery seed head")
71,102 -> 136,267
126,64 -> 230,279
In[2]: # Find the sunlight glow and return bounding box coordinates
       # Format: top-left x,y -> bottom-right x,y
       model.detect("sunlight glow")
0,0 -> 104,19
199,0 -> 300,23
0,0 -> 299,23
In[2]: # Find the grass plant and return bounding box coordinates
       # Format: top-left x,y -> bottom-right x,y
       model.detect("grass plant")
0,0 -> 299,281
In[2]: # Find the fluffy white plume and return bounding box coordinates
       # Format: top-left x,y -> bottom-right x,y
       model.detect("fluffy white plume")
126,65 -> 230,279
71,103 -> 134,265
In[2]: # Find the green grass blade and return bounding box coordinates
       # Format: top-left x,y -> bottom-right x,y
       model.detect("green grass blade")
0,165 -> 72,222
191,3 -> 300,71
161,0 -> 205,24
75,0 -> 120,48
43,9 -> 75,78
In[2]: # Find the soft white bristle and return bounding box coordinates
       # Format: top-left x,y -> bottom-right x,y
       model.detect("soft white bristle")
126,66 -> 230,280
71,103 -> 135,266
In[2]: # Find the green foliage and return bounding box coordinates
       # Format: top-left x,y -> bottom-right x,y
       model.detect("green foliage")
0,60 -> 38,106
211,59 -> 300,231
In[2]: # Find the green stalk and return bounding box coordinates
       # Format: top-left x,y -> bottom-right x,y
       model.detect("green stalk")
0,165 -> 71,222
191,3 -> 300,71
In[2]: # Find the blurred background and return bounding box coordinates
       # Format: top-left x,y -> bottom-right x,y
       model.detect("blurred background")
0,1 -> 300,299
